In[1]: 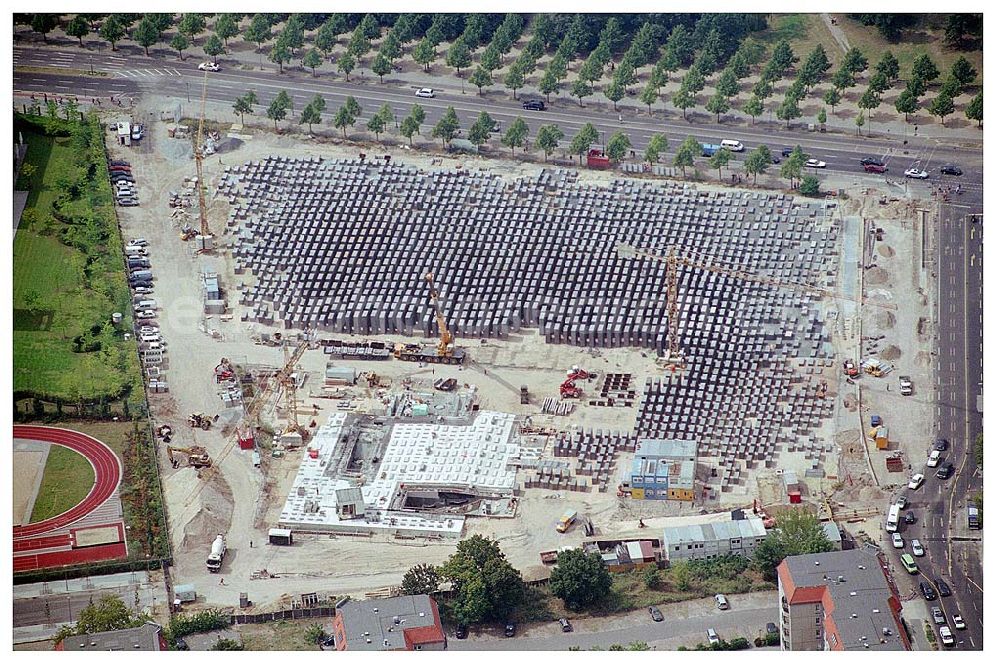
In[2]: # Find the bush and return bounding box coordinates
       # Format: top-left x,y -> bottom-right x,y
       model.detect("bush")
211,638 -> 243,651
764,631 -> 780,646
799,174 -> 821,196
166,610 -> 231,646
643,566 -> 661,589
305,624 -> 328,644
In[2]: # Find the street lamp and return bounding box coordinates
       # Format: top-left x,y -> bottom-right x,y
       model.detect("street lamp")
186,81 -> 190,103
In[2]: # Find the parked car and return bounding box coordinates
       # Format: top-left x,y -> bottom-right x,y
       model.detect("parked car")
940,626 -> 955,647
198,61 -> 220,71
135,310 -> 156,319
454,625 -> 468,639
953,614 -> 966,630
927,450 -> 942,467
908,473 -> 925,489
935,578 -> 952,597
129,237 -> 148,246
896,496 -> 908,509
904,510 -> 916,525
936,463 -> 954,480
805,159 -> 827,168
899,375 -> 913,395
139,326 -> 159,335
766,622 -> 778,635
707,628 -> 720,645
131,124 -> 144,140
939,165 -> 963,176
892,532 -> 904,548
904,167 -> 929,179
649,606 -> 664,622
931,607 -> 945,625
522,99 -> 546,111
781,147 -> 794,157
117,198 -> 139,207
863,162 -> 888,173
911,539 -> 925,556
559,618 -> 573,633
133,286 -> 154,295
714,594 -> 730,610
110,160 -> 131,167
920,582 -> 937,600
504,621 -> 516,637
900,553 -> 918,574
933,437 -> 949,451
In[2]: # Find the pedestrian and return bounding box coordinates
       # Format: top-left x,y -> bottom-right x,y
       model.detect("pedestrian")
618,113 -> 623,124
219,577 -> 224,585
250,540 -> 253,548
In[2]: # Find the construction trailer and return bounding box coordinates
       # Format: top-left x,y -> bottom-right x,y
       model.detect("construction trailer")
268,528 -> 293,546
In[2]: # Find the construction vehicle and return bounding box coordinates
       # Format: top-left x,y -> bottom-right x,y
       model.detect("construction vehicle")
188,412 -> 212,430
556,509 -> 578,533
393,272 -> 467,365
215,358 -> 235,382
843,359 -> 859,377
433,377 -> 458,391
559,379 -> 582,399
616,243 -> 896,371
586,148 -> 611,169
520,385 -> 530,404
862,357 -> 892,377
206,534 -> 227,573
166,445 -> 211,468
566,366 -> 593,381
179,224 -> 197,241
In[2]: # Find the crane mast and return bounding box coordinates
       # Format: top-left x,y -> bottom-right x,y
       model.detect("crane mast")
194,68 -> 212,249
425,272 -> 453,357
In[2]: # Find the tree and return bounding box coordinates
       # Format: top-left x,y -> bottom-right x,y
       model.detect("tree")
179,13 -> 206,41
832,66 -> 854,92
571,79 -> 592,107
951,56 -> 977,88
868,71 -> 890,97
741,95 -> 763,125
709,147 -> 732,180
769,39 -> 797,74
53,595 -> 150,645
930,92 -> 956,124
716,68 -> 740,99
672,86 -> 696,120
500,117 -> 529,156
673,137 -> 699,177
337,52 -> 356,81
233,94 -> 254,127
66,15 -> 90,46
315,20 -> 338,55
31,14 -> 57,42
469,66 -> 493,96
605,131 -> 631,162
604,80 -> 625,111
133,17 -> 159,56
399,563 -> 441,595
875,51 -> 900,83
644,134 -> 668,163
99,14 -> 125,50
776,98 -> 801,129
343,96 -> 361,121
267,90 -> 291,130
211,638 -> 244,651
681,66 -> 706,94
380,32 -> 403,63
400,115 -> 420,145
802,44 -> 832,84
467,111 -> 495,151
706,93 -> 730,122
945,13 -> 982,49
822,87 -> 841,113
817,108 -> 827,126
539,70 -> 560,103
911,54 -> 940,86
245,14 -> 272,52
432,106 -> 461,148
300,102 -> 322,134
204,34 -> 224,63
446,39 -> 472,76
269,37 -> 291,73
409,103 -> 426,127
549,549 -> 612,610
372,53 -> 391,83
843,47 -> 868,74
799,174 -> 820,196
743,147 -> 770,185
413,37 -> 436,72
170,33 -> 190,60
215,13 -> 238,47
438,535 -> 524,625
333,106 -> 355,137
855,110 -> 865,136
569,123 -> 600,163
781,149 -> 805,188
752,507 -> 834,581
642,565 -> 660,590
347,29 -> 371,61
303,48 -> 323,76
366,113 -> 386,141
480,44 -> 501,73
966,91 -> 983,127
894,88 -> 918,122
504,64 -> 526,100
858,88 -> 879,131
535,124 -> 565,162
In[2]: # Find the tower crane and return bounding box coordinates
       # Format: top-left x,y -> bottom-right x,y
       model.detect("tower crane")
193,68 -> 213,251
616,242 -> 895,369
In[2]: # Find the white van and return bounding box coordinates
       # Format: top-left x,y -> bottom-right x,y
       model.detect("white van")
721,139 -> 744,152
124,245 -> 147,255
714,593 -> 730,610
134,299 -> 157,310
140,333 -> 161,344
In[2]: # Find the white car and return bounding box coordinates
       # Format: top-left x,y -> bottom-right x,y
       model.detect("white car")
926,450 -> 942,467
908,473 -> 925,490
892,532 -> 904,548
953,614 -> 966,630
707,628 -> 720,645
415,87 -> 435,98
939,626 -> 954,647
129,238 -> 148,246
135,310 -> 156,319
133,287 -> 154,295
198,62 -> 220,72
139,326 -> 159,335
911,539 -> 925,556
805,159 -> 827,168
904,167 -> 929,179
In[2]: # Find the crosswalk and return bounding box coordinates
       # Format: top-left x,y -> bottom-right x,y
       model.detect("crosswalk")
115,68 -> 183,79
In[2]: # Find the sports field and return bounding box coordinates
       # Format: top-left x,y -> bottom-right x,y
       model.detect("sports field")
28,445 -> 96,523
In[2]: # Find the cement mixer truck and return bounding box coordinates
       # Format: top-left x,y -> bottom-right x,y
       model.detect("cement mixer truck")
207,534 -> 227,573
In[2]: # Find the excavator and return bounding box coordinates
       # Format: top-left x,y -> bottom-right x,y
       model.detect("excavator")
166,445 -> 212,468
394,272 -> 467,364
188,412 -> 212,430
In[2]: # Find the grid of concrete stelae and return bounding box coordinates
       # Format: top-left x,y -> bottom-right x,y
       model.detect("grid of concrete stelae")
220,158 -> 839,490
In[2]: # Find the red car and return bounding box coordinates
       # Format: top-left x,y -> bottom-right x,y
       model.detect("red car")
863,163 -> 888,173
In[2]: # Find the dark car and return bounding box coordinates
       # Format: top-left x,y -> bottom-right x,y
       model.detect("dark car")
766,622 -> 779,635
504,622 -> 516,637
863,162 -> 888,173
935,578 -> 952,597
904,510 -> 916,524
559,618 -> 573,632
781,147 -> 794,157
110,160 -> 131,167
175,637 -> 189,651
940,165 -> 963,176
920,582 -> 937,600
860,156 -> 883,166
522,99 -> 546,111
934,437 -> 949,451
936,463 -> 954,479
649,606 -> 664,622
772,155 -> 782,164
455,625 -> 468,639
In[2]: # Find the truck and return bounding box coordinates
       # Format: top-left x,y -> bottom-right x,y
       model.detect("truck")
701,143 -> 721,157
207,534 -> 227,572
586,149 -> 611,169
968,506 -> 980,529
556,509 -> 577,533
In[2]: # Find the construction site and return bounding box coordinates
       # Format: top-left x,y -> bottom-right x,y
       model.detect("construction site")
106,82 -> 938,610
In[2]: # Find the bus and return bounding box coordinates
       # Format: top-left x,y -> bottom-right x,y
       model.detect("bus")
885,504 -> 900,532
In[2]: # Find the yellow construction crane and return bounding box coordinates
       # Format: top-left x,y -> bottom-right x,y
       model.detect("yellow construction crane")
194,68 -> 213,250
393,274 -> 467,364
279,338 -> 310,437
425,272 -> 453,358
616,242 -> 894,368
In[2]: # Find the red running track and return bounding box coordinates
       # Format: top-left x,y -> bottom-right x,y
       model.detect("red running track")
13,425 -> 122,537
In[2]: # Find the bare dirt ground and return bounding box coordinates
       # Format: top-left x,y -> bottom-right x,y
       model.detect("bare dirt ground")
114,91 -> 937,609
12,443 -> 49,525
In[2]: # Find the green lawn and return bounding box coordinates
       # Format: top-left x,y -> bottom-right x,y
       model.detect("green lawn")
759,15 -> 845,69
29,444 -> 96,523
13,117 -> 142,404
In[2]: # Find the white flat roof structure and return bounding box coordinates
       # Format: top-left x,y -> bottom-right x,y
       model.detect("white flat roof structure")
279,411 -> 521,538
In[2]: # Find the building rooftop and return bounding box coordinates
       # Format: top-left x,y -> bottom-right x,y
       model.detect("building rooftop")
338,595 -> 444,651
663,516 -> 766,547
60,622 -> 163,651
782,549 -> 907,651
635,438 -> 697,460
